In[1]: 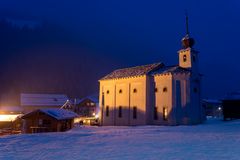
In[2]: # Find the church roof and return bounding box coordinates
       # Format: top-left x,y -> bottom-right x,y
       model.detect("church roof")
151,65 -> 190,75
100,63 -> 164,80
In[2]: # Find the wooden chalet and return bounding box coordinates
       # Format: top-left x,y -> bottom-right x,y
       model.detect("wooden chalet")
21,108 -> 78,133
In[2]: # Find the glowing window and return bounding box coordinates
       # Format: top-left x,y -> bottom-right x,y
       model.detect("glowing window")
163,107 -> 168,121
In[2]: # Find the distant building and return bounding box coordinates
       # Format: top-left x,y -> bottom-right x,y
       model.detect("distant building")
21,108 -> 78,133
202,99 -> 222,118
66,95 -> 99,125
222,91 -> 240,120
74,95 -> 99,117
20,93 -> 69,113
99,20 -> 205,126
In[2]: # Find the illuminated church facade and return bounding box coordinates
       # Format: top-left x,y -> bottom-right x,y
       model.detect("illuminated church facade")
98,22 -> 205,126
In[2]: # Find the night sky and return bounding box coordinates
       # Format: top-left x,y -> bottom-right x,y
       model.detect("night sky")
0,0 -> 239,105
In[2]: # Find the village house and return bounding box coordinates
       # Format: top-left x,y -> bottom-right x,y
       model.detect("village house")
222,91 -> 240,120
202,99 -> 222,118
20,93 -> 69,113
61,95 -> 99,125
74,95 -> 99,117
99,21 -> 205,126
21,108 -> 78,133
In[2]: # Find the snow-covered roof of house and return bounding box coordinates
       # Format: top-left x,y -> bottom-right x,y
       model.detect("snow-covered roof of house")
21,93 -> 69,106
151,65 -> 190,75
22,108 -> 78,120
100,63 -> 164,80
223,91 -> 240,100
76,94 -> 99,105
202,99 -> 222,104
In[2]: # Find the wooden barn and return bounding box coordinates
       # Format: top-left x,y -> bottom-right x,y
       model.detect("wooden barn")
21,108 -> 78,133
223,91 -> 240,120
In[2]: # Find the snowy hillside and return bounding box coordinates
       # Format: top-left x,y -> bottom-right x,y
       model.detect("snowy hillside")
0,119 -> 240,160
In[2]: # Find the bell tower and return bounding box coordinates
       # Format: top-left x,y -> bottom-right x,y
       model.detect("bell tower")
178,13 -> 198,72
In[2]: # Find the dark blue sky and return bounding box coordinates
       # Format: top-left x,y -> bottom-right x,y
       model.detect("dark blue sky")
0,0 -> 240,103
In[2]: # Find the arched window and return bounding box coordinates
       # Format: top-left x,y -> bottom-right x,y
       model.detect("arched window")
119,89 -> 122,94
133,88 -> 137,93
118,106 -> 122,118
163,87 -> 167,92
133,107 -> 137,119
183,55 -> 187,62
106,90 -> 110,94
106,106 -> 109,117
163,107 -> 168,121
154,88 -> 158,93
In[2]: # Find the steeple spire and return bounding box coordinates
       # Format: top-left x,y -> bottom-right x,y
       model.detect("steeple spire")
181,11 -> 195,49
185,10 -> 189,35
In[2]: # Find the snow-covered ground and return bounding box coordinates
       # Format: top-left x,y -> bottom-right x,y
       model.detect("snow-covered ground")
0,119 -> 240,160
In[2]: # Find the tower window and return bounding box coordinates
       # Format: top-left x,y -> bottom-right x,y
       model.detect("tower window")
119,89 -> 122,94
133,107 -> 137,119
133,88 -> 137,93
154,88 -> 158,92
118,106 -> 122,118
163,107 -> 168,121
163,87 -> 167,92
106,106 -> 109,117
154,107 -> 158,120
106,90 -> 110,94
183,55 -> 187,62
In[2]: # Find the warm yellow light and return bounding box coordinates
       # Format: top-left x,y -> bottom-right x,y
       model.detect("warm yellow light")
0,115 -> 19,122
92,112 -> 96,116
95,114 -> 99,119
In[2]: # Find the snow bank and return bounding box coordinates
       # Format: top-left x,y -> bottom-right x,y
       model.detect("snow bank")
0,119 -> 240,160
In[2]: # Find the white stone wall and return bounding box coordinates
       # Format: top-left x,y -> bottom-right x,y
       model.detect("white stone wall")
153,74 -> 174,125
99,76 -> 148,126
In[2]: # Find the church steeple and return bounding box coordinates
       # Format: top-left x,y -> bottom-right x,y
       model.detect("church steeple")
178,13 -> 198,71
181,12 -> 195,49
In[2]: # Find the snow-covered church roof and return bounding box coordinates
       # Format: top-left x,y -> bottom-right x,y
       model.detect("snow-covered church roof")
100,62 -> 164,80
100,63 -> 190,80
151,65 -> 190,75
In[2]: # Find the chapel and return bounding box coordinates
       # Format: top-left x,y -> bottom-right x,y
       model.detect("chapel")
98,17 -> 205,125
